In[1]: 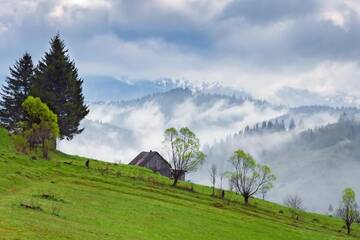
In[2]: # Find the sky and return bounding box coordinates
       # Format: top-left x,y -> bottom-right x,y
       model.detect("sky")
1,0 -> 360,99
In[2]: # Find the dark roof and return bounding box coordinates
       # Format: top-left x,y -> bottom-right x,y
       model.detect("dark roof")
129,151 -> 172,168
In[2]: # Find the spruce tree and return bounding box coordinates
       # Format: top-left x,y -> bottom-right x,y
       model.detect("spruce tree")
31,34 -> 89,140
0,53 -> 34,132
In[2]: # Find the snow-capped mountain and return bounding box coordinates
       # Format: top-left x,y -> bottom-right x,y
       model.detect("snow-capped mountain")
82,76 -> 250,102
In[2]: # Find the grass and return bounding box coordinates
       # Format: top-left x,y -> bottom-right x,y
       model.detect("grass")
0,128 -> 359,239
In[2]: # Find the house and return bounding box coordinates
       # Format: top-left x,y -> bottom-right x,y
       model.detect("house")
129,151 -> 185,180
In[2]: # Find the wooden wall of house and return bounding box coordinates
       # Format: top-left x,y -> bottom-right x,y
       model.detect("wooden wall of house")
143,154 -> 172,178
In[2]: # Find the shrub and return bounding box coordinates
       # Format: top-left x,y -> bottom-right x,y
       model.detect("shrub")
40,193 -> 65,203
99,165 -> 110,176
12,135 -> 29,153
213,202 -> 224,208
20,198 -> 42,211
51,202 -> 61,217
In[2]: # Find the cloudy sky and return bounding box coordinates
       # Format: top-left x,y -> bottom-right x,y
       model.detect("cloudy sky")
1,0 -> 360,98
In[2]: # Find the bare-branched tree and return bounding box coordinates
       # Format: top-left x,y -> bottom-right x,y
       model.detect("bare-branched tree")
219,171 -> 225,191
209,164 -> 217,196
259,185 -> 271,200
328,204 -> 334,215
284,194 -> 304,221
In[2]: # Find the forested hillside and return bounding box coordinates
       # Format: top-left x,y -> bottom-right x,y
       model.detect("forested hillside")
204,117 -> 360,212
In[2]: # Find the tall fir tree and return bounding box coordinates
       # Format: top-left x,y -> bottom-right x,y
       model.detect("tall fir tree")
31,34 -> 89,140
0,53 -> 34,132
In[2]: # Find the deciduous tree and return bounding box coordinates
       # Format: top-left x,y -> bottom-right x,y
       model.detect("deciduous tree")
163,127 -> 205,186
336,188 -> 359,235
284,194 -> 304,221
209,164 -> 217,196
21,96 -> 59,159
228,149 -> 275,204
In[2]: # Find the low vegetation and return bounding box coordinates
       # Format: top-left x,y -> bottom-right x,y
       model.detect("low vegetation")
0,128 -> 359,239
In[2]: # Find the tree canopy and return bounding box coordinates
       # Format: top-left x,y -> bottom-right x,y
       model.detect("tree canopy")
22,96 -> 59,136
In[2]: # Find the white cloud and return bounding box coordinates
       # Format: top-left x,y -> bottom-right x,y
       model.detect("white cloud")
1,0 -> 360,102
48,0 -> 111,26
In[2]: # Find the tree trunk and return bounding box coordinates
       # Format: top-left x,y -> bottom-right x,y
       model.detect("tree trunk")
221,190 -> 225,199
172,176 -> 179,186
346,223 -> 351,235
244,195 -> 250,205
42,140 -> 48,159
212,186 -> 215,197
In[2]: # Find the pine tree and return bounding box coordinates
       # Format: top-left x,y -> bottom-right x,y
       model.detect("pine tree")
0,53 -> 34,132
31,34 -> 89,140
289,118 -> 296,130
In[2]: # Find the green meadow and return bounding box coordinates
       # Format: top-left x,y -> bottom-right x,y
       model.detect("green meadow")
0,128 -> 358,240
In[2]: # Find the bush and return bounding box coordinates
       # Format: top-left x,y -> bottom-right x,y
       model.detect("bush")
20,198 -> 42,211
39,192 -> 65,203
213,202 -> 224,208
51,202 -> 61,217
13,135 -> 29,153
99,166 -> 110,176
115,170 -> 122,177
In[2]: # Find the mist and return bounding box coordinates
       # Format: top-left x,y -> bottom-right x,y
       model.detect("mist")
59,91 -> 286,162
199,113 -> 360,213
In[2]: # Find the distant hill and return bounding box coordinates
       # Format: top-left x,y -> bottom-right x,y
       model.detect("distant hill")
82,76 -> 251,102
1,128 -> 359,239
203,118 -> 360,212
275,87 -> 360,108
82,76 -> 178,101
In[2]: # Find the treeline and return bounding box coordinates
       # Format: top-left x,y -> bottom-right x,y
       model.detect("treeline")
239,118 -> 297,136
0,34 -> 88,158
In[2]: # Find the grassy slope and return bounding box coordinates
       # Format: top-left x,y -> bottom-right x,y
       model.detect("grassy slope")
0,128 -> 358,240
